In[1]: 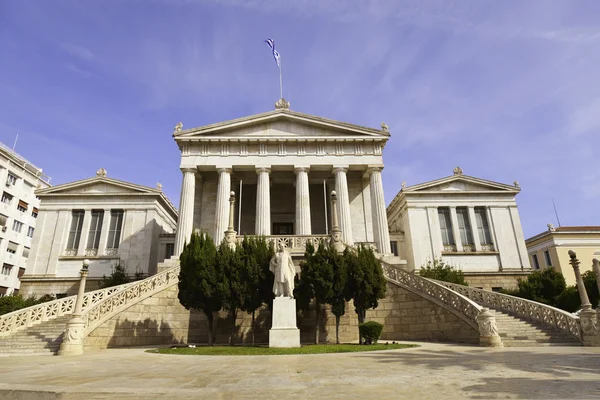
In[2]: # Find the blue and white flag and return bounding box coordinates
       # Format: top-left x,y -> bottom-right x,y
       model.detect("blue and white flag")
264,38 -> 281,67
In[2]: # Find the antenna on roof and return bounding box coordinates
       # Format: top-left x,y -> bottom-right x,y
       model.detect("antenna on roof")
552,198 -> 562,227
12,134 -> 18,151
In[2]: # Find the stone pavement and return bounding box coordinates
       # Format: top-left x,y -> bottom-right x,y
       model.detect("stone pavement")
1,342 -> 600,399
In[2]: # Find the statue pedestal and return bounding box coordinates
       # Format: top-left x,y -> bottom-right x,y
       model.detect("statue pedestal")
269,297 -> 300,348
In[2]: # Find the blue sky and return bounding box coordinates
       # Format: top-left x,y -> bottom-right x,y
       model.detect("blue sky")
1,0 -> 599,238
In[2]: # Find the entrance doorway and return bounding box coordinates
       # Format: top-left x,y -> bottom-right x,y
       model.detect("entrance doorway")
273,222 -> 294,235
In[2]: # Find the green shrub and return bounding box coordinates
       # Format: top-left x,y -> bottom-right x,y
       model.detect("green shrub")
0,294 -> 54,315
513,268 -> 566,306
358,321 -> 384,345
582,270 -> 599,308
555,286 -> 581,313
419,258 -> 468,286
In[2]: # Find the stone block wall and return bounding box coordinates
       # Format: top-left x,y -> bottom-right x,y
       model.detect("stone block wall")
84,281 -> 479,349
464,271 -> 530,291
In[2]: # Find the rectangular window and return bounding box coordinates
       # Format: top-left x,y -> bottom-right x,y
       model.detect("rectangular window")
86,210 -> 104,249
32,207 -> 38,218
18,267 -> 26,278
456,207 -> 474,245
438,207 -> 455,246
390,241 -> 398,257
1,192 -> 13,205
66,210 -> 85,250
1,264 -> 12,276
6,242 -> 17,254
544,250 -> 552,267
6,173 -> 17,186
165,243 -> 175,259
12,220 -> 23,233
474,207 -> 493,245
27,226 -> 34,238
107,210 -> 124,249
17,200 -> 28,212
532,254 -> 540,270
0,214 -> 7,227
22,247 -> 30,258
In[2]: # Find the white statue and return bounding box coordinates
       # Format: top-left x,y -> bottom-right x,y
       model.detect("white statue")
174,121 -> 183,132
269,243 -> 296,297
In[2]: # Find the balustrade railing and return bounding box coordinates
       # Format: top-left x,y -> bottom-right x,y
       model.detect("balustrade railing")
236,235 -> 330,253
0,283 -> 132,336
435,280 -> 582,341
82,266 -> 181,335
380,261 -> 482,332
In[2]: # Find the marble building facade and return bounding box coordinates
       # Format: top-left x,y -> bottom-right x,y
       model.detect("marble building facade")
172,101 -> 393,257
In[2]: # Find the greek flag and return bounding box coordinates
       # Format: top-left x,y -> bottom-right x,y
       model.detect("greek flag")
264,38 -> 281,67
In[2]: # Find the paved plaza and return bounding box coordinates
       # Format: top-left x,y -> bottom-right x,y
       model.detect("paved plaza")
1,342 -> 599,399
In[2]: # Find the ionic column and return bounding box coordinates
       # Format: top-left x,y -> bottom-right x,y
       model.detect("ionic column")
467,207 -> 482,252
368,167 -> 391,254
333,166 -> 353,245
295,166 -> 311,235
97,208 -> 112,255
174,168 -> 196,256
255,167 -> 271,236
449,207 -> 463,251
214,168 -> 232,244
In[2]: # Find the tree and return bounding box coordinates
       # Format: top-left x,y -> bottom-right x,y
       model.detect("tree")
582,270 -> 599,308
177,232 -> 221,345
297,240 -> 334,344
216,241 -> 244,345
345,245 -> 387,344
239,236 -> 274,345
0,294 -> 53,315
419,258 -> 468,285
512,268 -> 567,306
99,262 -> 130,288
326,244 -> 348,344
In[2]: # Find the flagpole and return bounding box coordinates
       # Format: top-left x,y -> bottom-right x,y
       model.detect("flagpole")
278,59 -> 283,99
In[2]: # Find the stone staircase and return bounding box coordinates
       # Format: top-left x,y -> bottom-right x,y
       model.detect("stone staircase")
493,310 -> 581,347
0,315 -> 70,356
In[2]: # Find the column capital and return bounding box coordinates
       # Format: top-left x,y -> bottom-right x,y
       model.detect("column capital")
294,165 -> 310,174
366,165 -> 384,174
216,167 -> 232,174
256,166 -> 271,174
332,165 -> 349,174
180,167 -> 196,174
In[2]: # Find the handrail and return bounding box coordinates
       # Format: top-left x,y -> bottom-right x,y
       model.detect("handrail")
236,235 -> 330,252
0,282 -> 133,336
434,280 -> 582,341
380,261 -> 482,332
82,266 -> 181,335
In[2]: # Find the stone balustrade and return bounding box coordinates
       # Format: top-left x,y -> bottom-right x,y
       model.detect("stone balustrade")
236,235 -> 330,253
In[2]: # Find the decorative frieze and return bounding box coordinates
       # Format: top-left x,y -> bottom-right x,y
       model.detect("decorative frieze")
239,143 -> 248,156
259,143 -> 267,156
297,142 -> 306,156
316,143 -> 325,155
335,142 -> 344,155
278,142 -> 286,155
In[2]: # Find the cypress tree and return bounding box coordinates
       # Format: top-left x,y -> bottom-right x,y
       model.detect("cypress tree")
326,245 -> 348,344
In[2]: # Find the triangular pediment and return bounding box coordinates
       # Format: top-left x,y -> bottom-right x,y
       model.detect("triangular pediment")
404,175 -> 520,194
36,177 -> 159,196
174,109 -> 389,140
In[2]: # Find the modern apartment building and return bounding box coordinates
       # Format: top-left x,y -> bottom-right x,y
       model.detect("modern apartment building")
0,141 -> 51,296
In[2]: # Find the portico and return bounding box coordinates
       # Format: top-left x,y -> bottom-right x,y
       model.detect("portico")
173,103 -> 391,256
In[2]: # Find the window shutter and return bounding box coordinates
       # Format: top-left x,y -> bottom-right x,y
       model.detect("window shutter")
33,207 -> 39,214
18,200 -> 28,209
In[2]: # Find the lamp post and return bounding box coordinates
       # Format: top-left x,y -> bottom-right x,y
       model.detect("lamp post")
58,259 -> 90,356
569,250 -> 598,345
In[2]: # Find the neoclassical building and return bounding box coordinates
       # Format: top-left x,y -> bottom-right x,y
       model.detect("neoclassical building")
172,100 -> 392,257
387,168 -> 531,289
21,169 -> 178,296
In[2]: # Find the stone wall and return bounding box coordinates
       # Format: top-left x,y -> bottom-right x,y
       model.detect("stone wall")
464,271 -> 530,290
20,277 -> 103,297
84,281 -> 479,349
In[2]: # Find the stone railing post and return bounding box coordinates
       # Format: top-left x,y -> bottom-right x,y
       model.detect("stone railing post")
329,191 -> 345,253
569,250 -> 599,346
58,259 -> 90,356
593,258 -> 600,322
224,191 -> 237,250
476,308 -> 503,347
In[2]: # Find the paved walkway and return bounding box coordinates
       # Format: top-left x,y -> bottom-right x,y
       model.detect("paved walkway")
1,343 -> 600,399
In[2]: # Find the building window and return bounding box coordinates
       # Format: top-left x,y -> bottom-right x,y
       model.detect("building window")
544,250 -> 552,267
17,200 -> 28,213
532,254 -> 540,270
12,220 -> 23,233
390,241 -> 398,256
438,207 -> 455,246
6,242 -> 17,254
474,207 -> 493,245
18,267 -> 26,278
6,173 -> 17,186
32,207 -> 38,218
0,214 -> 7,227
107,210 -> 124,249
165,243 -> 175,259
86,210 -> 104,249
1,192 -> 13,205
456,207 -> 474,245
66,210 -> 85,250
1,264 -> 12,276
27,226 -> 34,238
22,247 -> 30,258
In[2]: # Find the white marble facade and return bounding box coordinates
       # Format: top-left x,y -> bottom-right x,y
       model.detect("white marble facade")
387,169 -> 531,273
173,102 -> 392,256
20,169 -> 177,296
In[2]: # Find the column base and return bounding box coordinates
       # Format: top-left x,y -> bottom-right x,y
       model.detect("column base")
58,317 -> 86,356
269,328 -> 301,348
479,335 -> 503,347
